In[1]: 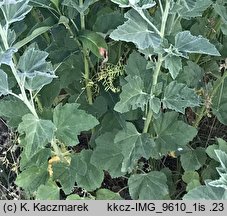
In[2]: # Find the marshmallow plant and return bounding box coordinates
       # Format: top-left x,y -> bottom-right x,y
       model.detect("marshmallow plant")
0,0 -> 227,200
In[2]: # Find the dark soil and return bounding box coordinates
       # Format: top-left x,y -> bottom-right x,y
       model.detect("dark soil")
0,118 -> 14,199
197,116 -> 227,145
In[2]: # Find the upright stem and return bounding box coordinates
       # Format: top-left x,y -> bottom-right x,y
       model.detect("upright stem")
79,0 -> 93,105
10,63 -> 38,118
0,24 -> 9,50
160,0 -> 170,38
0,23 -> 38,118
143,0 -> 170,133
158,0 -> 164,14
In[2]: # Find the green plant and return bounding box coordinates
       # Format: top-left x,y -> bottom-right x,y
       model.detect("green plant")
1,0 -> 227,200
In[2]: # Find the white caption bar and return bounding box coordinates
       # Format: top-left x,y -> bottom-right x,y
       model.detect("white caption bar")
0,201 -> 226,216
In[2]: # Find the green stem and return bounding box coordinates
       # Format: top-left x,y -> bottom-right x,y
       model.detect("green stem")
35,96 -> 44,113
70,19 -> 79,32
143,109 -> 153,133
143,55 -> 163,133
0,24 -> 9,50
142,1 -> 170,133
158,0 -> 164,14
79,0 -> 93,105
63,18 -> 96,102
160,1 -> 170,38
64,20 -> 96,74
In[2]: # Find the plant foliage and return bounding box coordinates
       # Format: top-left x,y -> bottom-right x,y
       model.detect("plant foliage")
0,0 -> 227,200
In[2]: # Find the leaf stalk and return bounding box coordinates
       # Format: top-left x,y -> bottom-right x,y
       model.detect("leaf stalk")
79,0 -> 93,105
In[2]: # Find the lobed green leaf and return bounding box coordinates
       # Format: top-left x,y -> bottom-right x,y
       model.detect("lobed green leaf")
91,131 -> 125,178
162,81 -> 201,113
175,31 -> 221,57
18,114 -> 56,158
110,10 -> 161,50
153,112 -> 198,154
0,0 -> 32,24
128,171 -> 169,199
53,103 -> 99,146
114,122 -> 158,172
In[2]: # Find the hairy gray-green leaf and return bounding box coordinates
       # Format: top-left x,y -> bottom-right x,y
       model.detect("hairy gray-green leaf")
62,0 -> 98,14
206,138 -> 227,161
0,48 -> 17,66
17,47 -> 56,90
176,0 -> 212,19
17,46 -> 49,73
111,0 -> 131,8
0,97 -> 30,127
175,31 -> 220,57
125,51 -> 151,90
183,181 -> 227,200
91,131 -> 125,178
153,112 -> 198,154
53,103 -> 99,146
162,81 -> 200,113
149,96 -> 161,114
74,150 -> 104,191
0,69 -> 10,96
184,171 -> 200,182
15,165 -> 49,192
176,61 -> 203,88
128,171 -> 169,199
209,150 -> 227,190
134,0 -> 156,9
52,162 -> 76,194
164,55 -> 182,79
20,148 -> 51,171
182,171 -> 200,189
114,122 -> 158,173
115,76 -> 149,113
96,189 -> 122,200
25,72 -> 56,91
18,114 -> 55,158
36,181 -> 60,200
0,0 -> 32,24
110,9 -> 161,50
180,147 -> 207,171
111,0 -> 156,9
